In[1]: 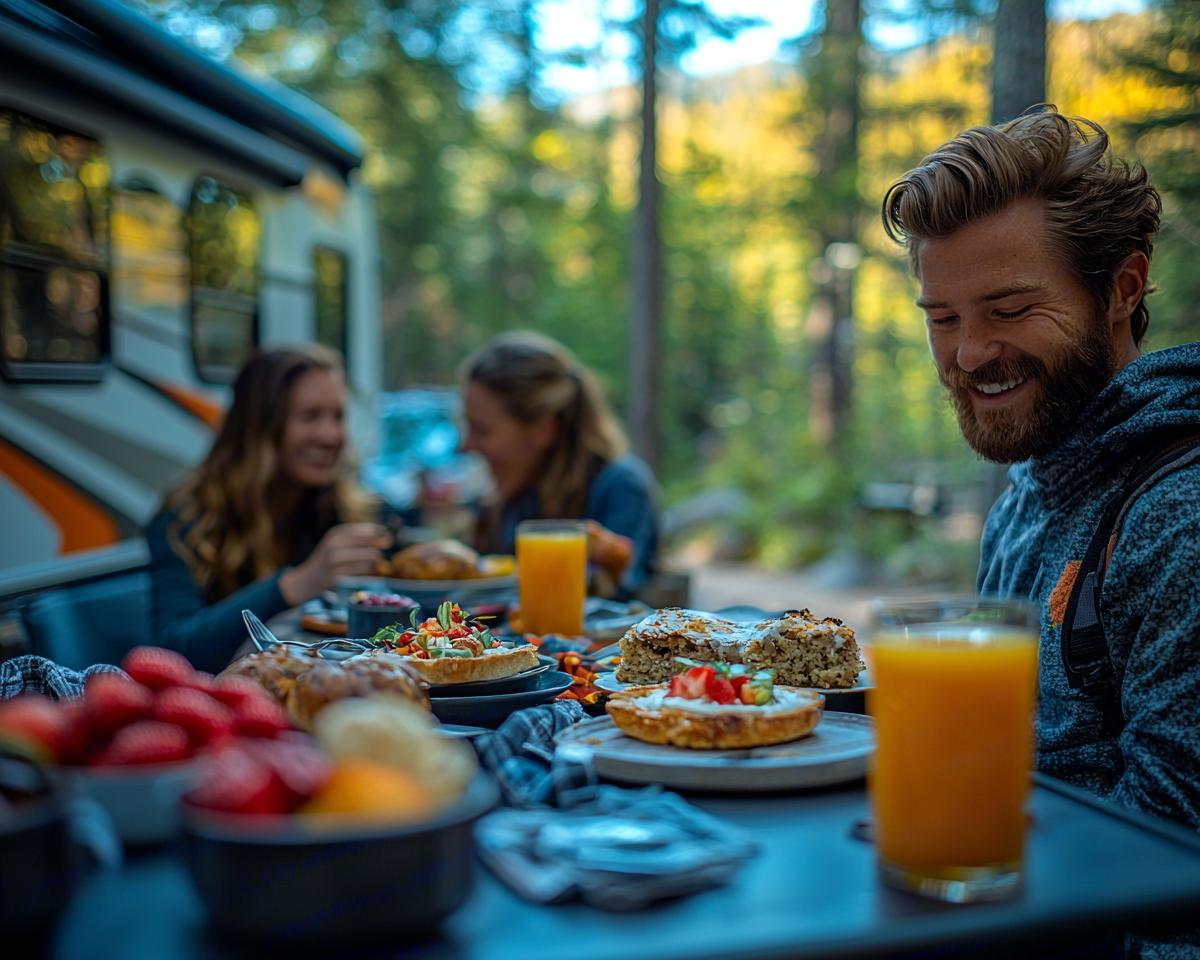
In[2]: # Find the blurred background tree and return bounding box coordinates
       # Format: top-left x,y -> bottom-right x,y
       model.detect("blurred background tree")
126,0 -> 1200,587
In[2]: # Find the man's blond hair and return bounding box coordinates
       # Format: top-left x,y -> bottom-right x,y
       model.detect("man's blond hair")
882,107 -> 1162,344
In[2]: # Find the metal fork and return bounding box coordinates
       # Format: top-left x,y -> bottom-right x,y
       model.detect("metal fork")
242,609 -> 371,658
242,609 -> 280,651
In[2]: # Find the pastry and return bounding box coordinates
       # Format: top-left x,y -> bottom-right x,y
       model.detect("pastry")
614,608 -> 864,689
386,540 -> 481,580
606,662 -> 824,749
286,654 -> 430,731
369,602 -> 539,684
220,644 -> 322,704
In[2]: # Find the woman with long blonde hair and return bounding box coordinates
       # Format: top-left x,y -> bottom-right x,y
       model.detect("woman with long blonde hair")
461,331 -> 659,590
146,345 -> 383,670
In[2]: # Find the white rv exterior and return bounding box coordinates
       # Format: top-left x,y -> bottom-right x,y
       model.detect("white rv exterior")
0,0 -> 380,580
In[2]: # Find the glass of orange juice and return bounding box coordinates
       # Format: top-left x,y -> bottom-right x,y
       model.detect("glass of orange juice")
868,596 -> 1039,903
516,519 -> 587,636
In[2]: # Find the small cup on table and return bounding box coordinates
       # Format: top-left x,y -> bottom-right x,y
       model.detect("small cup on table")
346,591 -> 419,640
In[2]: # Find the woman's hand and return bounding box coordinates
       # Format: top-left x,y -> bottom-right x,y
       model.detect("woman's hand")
586,520 -> 634,581
279,523 -> 387,606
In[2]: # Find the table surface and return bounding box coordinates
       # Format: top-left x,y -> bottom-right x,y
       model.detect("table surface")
44,775 -> 1200,960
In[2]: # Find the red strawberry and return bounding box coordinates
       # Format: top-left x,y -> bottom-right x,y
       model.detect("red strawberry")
122,646 -> 195,690
210,677 -> 267,710
179,671 -> 217,694
58,699 -> 95,764
667,665 -> 712,700
240,736 -> 332,803
153,688 -> 234,745
92,720 -> 191,766
232,695 -> 290,738
84,674 -> 154,737
0,694 -> 69,761
184,743 -> 289,815
705,671 -> 736,705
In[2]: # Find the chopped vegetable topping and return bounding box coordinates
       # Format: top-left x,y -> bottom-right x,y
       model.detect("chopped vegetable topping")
667,662 -> 775,705
369,602 -> 496,659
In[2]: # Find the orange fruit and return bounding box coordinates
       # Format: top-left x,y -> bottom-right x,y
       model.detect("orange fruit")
298,759 -> 434,823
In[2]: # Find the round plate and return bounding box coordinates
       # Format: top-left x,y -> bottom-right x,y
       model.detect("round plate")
434,724 -> 491,739
592,669 -> 874,697
335,574 -> 517,602
554,712 -> 875,792
429,670 -> 575,729
427,654 -> 557,698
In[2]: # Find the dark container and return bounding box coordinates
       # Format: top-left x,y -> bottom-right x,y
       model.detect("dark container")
182,771 -> 498,946
0,801 -> 77,935
346,599 -> 419,641
0,755 -> 116,938
428,669 -> 575,728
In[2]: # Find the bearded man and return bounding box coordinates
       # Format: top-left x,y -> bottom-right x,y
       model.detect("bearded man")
884,108 -> 1200,833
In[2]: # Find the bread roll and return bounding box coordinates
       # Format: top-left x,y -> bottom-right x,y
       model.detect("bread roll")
221,645 -> 321,704
387,540 -> 481,580
287,654 -> 430,730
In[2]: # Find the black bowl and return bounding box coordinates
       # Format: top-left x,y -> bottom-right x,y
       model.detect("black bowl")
346,600 -> 419,641
182,771 -> 499,947
428,670 -> 576,728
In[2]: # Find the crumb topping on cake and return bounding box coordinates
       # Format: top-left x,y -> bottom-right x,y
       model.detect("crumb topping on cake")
615,607 -> 864,689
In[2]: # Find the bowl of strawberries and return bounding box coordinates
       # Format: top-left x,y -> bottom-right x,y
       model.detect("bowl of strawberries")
0,646 -> 294,845
180,694 -> 497,945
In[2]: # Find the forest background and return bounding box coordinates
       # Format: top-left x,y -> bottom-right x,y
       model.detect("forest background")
129,0 -> 1200,586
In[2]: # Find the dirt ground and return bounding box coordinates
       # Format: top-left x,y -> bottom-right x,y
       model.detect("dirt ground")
680,561 -> 952,632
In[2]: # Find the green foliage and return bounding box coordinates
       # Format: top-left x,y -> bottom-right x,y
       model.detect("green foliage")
1121,0 -> 1200,352
135,0 -> 993,584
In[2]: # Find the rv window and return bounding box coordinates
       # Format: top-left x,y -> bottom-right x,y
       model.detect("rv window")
111,182 -> 187,328
187,177 -> 259,383
0,108 -> 111,381
313,245 -> 348,364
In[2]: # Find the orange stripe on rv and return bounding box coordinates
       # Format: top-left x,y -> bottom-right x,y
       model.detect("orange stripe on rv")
153,381 -> 225,429
0,438 -> 120,553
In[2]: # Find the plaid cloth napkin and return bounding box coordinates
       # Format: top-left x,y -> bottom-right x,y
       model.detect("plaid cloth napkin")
0,656 -> 122,700
474,700 -> 594,808
472,703 -> 759,910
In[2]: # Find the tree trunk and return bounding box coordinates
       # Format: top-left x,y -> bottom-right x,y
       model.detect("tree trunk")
991,0 -> 1046,123
628,0 -> 661,472
986,0 -> 1046,509
807,0 -> 861,447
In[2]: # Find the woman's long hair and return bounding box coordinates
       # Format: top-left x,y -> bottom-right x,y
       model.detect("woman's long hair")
164,345 -> 368,599
462,331 -> 628,550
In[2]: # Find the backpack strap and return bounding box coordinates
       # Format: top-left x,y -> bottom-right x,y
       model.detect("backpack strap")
1060,429 -> 1200,737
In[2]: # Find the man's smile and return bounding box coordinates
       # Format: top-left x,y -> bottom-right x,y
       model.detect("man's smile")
969,377 -> 1033,405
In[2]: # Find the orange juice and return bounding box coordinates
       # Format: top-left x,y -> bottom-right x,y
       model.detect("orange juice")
516,521 -> 587,636
869,625 -> 1037,899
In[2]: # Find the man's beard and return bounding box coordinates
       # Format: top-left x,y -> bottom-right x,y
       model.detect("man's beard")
939,318 -> 1118,463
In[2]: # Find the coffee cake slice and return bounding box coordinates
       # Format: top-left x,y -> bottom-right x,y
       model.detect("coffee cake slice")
614,607 -> 864,689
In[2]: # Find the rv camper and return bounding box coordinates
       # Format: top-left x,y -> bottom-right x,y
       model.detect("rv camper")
0,0 -> 381,605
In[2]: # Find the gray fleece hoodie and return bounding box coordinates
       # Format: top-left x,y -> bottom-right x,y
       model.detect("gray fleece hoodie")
980,342 -> 1200,830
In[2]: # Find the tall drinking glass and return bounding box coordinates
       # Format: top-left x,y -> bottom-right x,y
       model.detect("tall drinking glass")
516,519 -> 587,637
868,597 -> 1039,903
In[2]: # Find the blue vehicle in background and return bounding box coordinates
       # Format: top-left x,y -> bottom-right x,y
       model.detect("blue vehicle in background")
362,388 -> 493,526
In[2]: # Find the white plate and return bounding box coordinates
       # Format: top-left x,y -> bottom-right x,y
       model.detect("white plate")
554,713 -> 875,792
592,669 -> 874,697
